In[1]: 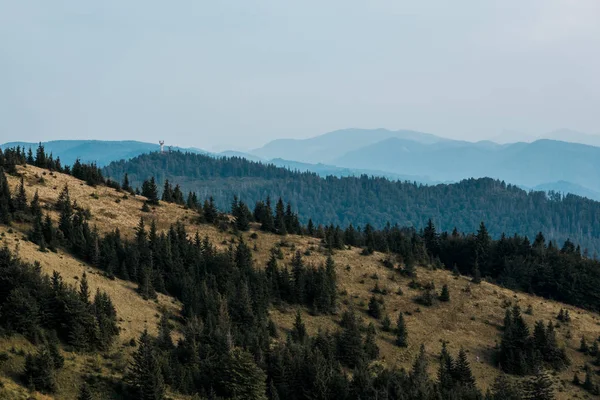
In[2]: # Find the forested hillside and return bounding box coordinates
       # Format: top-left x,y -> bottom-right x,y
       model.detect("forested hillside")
103,151 -> 600,254
2,146 -> 600,399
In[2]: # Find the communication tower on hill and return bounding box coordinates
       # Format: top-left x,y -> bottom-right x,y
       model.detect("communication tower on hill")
159,141 -> 165,153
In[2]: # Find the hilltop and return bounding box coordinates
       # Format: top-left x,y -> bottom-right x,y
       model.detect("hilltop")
0,162 -> 599,399
103,150 -> 600,255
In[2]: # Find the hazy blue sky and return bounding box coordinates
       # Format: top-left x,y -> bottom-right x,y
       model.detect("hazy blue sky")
1,0 -> 599,150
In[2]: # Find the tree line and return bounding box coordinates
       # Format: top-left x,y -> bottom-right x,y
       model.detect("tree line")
103,150 -> 600,254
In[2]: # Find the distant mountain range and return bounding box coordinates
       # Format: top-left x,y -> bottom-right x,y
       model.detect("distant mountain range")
250,129 -> 600,200
4,128 -> 600,201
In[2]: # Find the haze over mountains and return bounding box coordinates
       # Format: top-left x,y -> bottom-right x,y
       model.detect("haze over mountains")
3,127 -> 600,200
250,128 -> 600,200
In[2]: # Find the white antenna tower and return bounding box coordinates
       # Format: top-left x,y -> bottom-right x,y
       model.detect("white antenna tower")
159,141 -> 165,153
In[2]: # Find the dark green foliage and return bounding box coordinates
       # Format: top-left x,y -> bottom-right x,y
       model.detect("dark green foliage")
291,310 -> 307,343
580,336 -> 589,353
523,369 -> 554,400
14,176 -> 28,212
415,288 -> 436,307
488,374 -> 523,400
232,196 -> 252,231
216,348 -> 267,400
497,306 -> 568,376
0,246 -> 119,351
23,347 -> 58,393
396,312 -> 408,347
382,314 -> 392,332
439,284 -> 450,302
0,168 -> 13,224
77,383 -> 94,400
368,295 -> 382,319
141,177 -> 159,205
203,196 -> 218,223
337,310 -> 365,368
437,344 -> 481,398
101,150 -> 600,313
127,329 -> 165,400
363,323 -> 379,360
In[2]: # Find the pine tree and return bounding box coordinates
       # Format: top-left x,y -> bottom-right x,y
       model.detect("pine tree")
364,323 -> 379,360
30,190 -> 41,216
23,348 -> 57,393
438,342 -> 455,391
337,310 -> 365,368
489,374 -> 523,400
127,329 -> 165,400
454,348 -> 476,388
218,348 -> 268,400
79,271 -> 90,303
0,168 -> 13,223
368,295 -> 382,319
291,310 -> 307,343
122,173 -> 131,192
439,284 -> 450,302
580,336 -> 589,354
410,344 -> 431,395
15,176 -> 27,212
142,177 -> 159,205
77,383 -> 94,400
274,198 -> 287,235
203,196 -> 218,223
524,369 -> 554,400
382,314 -> 392,332
157,314 -> 174,350
584,369 -> 594,392
396,312 -> 408,347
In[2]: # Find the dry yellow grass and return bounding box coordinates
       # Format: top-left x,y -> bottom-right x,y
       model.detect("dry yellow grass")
3,165 -> 600,399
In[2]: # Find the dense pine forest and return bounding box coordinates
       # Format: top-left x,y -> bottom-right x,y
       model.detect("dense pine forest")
3,145 -> 600,399
103,151 -> 600,255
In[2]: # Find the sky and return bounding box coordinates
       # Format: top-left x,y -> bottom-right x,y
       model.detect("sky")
1,1 -> 600,151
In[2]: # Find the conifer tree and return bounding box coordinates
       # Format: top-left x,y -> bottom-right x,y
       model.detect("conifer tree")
79,271 -> 90,303
382,314 -> 392,332
363,323 -> 379,360
122,173 -> 131,192
157,314 -> 174,351
396,312 -> 408,347
274,198 -> 287,235
438,342 -> 455,392
0,168 -> 13,223
142,177 -> 159,205
524,369 -> 554,400
454,348 -> 476,388
368,295 -> 382,319
439,284 -> 450,302
77,383 -> 94,400
128,329 -> 165,400
15,176 -> 27,212
203,196 -> 218,223
23,348 -> 57,393
291,310 -> 307,343
337,310 -> 365,368
218,348 -> 268,400
489,374 -> 523,400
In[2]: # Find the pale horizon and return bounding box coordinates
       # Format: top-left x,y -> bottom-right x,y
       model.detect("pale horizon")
2,1 -> 600,150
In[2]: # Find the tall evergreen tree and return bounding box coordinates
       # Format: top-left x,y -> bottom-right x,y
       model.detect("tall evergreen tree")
127,329 -> 165,400
396,312 -> 408,347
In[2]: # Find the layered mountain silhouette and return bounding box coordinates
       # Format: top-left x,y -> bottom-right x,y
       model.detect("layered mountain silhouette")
252,129 -> 600,199
4,127 -> 600,200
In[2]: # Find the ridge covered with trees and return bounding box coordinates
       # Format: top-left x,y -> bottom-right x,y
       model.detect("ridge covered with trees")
1,145 -> 598,398
103,151 -> 600,255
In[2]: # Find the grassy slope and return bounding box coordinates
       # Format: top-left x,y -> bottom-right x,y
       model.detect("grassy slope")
1,165 -> 599,399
